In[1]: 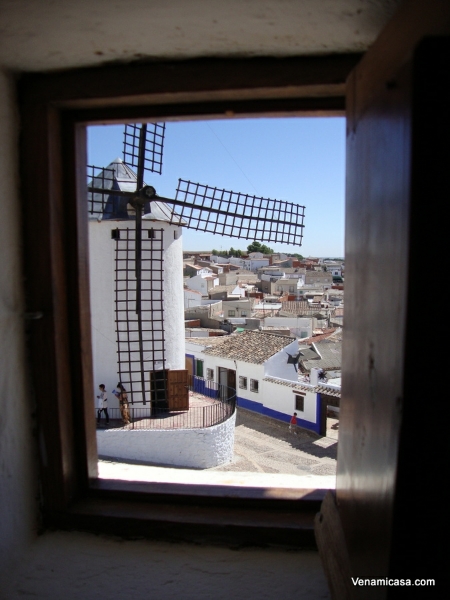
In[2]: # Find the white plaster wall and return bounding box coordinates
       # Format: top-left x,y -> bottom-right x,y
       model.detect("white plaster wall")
187,274 -> 208,294
233,361 -> 265,400
264,339 -> 299,381
193,351 -> 266,402
184,288 -> 202,309
88,220 -> 185,407
162,224 -> 186,371
249,259 -> 270,271
88,220 -> 119,408
264,381 -> 318,424
264,316 -> 312,338
97,411 -> 236,468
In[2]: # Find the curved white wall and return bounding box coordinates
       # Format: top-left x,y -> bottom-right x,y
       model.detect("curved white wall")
97,411 -> 236,468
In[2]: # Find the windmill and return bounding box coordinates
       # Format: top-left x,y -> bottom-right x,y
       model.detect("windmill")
87,122 -> 305,409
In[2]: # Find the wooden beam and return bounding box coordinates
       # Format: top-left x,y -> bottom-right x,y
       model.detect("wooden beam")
315,491 -> 354,600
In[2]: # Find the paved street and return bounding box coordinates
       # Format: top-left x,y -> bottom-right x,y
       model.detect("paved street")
210,407 -> 337,477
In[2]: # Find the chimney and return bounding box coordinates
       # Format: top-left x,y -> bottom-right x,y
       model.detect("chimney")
310,367 -> 320,386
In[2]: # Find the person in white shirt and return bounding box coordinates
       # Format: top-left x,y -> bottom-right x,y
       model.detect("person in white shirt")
96,384 -> 109,424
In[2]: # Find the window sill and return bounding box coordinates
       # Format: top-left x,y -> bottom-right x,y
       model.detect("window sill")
46,479 -> 326,548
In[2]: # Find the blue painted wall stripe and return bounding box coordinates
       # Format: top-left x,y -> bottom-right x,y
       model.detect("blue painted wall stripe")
236,395 -> 320,434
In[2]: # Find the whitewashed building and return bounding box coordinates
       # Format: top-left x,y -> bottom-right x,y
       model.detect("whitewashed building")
185,330 -> 325,433
184,287 -> 202,309
186,274 -> 219,296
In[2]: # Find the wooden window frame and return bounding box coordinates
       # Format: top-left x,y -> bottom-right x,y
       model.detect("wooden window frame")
195,358 -> 204,378
18,55 -> 358,548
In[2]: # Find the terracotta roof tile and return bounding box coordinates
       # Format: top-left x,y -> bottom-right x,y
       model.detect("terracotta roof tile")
201,330 -> 293,364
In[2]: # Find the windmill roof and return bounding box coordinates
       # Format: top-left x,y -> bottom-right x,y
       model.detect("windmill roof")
88,158 -> 185,224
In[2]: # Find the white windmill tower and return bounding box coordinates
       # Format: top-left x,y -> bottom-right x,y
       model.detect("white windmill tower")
87,123 -> 305,413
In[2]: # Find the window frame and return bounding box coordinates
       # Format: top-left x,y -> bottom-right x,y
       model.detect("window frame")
295,393 -> 305,412
18,55 -> 355,547
206,368 -> 214,381
239,376 -> 248,389
195,359 -> 204,378
250,379 -> 259,393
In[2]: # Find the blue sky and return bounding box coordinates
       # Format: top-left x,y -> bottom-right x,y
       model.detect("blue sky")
88,117 -> 345,258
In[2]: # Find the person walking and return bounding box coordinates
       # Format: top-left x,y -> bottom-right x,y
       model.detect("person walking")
96,384 -> 109,425
115,382 -> 131,425
289,412 -> 298,434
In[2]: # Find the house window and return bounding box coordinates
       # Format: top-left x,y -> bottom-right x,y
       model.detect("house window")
241,311 -> 247,317
295,394 -> 305,411
206,368 -> 214,380
195,359 -> 204,377
228,310 -> 235,316
250,379 -> 259,393
239,376 -> 247,389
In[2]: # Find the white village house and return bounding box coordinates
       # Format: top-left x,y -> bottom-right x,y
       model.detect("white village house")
185,330 -> 336,434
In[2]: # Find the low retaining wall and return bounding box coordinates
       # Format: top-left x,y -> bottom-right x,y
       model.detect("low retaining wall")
97,411 -> 236,468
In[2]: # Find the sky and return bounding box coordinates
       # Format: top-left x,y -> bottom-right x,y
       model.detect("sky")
87,117 -> 345,258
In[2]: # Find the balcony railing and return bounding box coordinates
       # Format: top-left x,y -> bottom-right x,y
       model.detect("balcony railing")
96,375 -> 236,430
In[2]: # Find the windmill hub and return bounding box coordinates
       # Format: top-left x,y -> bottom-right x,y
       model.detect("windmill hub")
142,185 -> 156,199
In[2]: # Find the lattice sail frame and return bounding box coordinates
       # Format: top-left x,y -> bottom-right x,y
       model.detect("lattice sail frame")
123,123 -> 166,175
114,227 -> 166,405
170,179 -> 305,245
87,165 -> 115,216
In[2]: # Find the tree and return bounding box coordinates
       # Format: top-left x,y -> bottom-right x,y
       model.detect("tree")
247,241 -> 273,254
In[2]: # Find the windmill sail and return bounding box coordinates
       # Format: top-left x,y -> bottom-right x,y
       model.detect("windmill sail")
123,123 -> 166,175
167,179 -> 305,245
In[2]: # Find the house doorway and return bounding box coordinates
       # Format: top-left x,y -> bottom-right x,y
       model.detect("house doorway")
218,367 -> 236,401
319,392 -> 340,438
